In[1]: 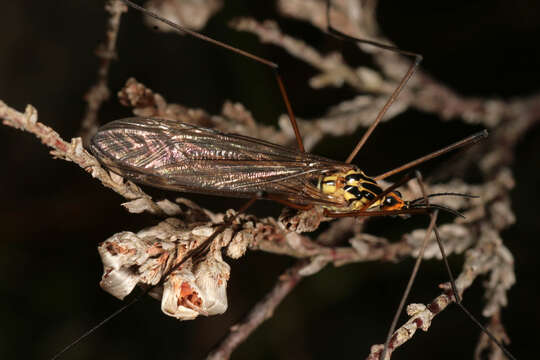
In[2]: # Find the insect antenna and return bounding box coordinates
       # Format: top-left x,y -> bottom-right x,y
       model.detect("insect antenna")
410,203 -> 465,218
50,195 -> 258,360
119,0 -> 306,152
322,0 -> 422,164
409,193 -> 479,218
409,192 -> 479,204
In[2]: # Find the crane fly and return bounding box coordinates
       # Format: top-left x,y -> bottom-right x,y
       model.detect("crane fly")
51,1 -> 516,360
90,117 -> 484,218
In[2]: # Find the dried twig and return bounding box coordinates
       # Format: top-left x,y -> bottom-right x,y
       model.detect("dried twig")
79,0 -> 127,142
206,260 -> 306,360
1,100 -> 176,216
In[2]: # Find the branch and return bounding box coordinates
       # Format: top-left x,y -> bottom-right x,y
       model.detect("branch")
0,100 -> 182,217
80,0 -> 127,141
367,223 -> 515,359
206,260 -> 306,360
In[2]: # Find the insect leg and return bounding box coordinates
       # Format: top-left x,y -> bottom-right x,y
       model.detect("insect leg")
378,172 -> 516,360
119,0 -> 305,152
431,226 -> 515,360
324,168 -> 515,359
318,128 -> 488,217
323,0 -> 422,164
377,172 -> 439,360
374,130 -> 488,180
380,208 -> 439,360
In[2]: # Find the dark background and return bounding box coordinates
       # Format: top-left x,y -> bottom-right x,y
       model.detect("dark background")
1,1 -> 539,359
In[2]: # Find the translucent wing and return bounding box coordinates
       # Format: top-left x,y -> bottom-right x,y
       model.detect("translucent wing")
90,117 -> 355,206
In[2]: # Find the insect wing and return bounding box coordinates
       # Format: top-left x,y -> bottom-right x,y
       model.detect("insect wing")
90,117 -> 351,206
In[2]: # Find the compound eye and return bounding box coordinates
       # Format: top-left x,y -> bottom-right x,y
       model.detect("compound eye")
384,197 -> 395,206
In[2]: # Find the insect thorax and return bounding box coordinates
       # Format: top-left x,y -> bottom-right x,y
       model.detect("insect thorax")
318,169 -> 384,211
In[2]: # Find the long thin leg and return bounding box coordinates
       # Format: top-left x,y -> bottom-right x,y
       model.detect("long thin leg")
50,195 -> 259,360
432,225 -> 516,360
323,0 -> 423,164
374,130 -> 488,180
420,172 -> 515,360
119,0 -> 305,152
379,172 -> 437,360
381,211 -> 439,360
379,172 -> 516,360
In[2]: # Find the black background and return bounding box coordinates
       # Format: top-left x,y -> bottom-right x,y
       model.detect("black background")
1,1 -> 539,359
